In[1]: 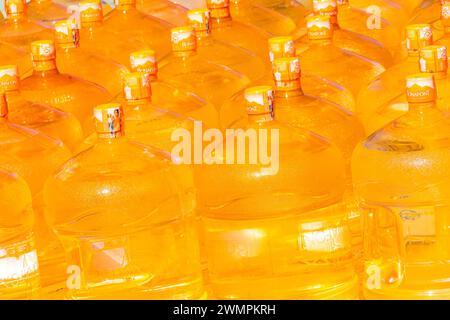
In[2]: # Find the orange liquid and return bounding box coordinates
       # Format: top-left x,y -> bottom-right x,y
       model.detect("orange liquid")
136,0 -> 188,26
56,45 -> 129,96
20,62 -> 113,135
195,114 -> 358,299
5,91 -> 83,151
0,10 -> 53,51
357,57 -> 419,134
337,1 -> 408,58
0,116 -> 71,296
0,43 -> 32,77
229,0 -> 297,36
103,2 -> 172,59
253,0 -> 310,33
196,33 -> 268,83
297,40 -> 385,100
0,169 -> 40,300
208,17 -> 270,58
352,100 -> 450,299
27,0 -> 70,26
44,136 -> 204,299
158,51 -> 250,111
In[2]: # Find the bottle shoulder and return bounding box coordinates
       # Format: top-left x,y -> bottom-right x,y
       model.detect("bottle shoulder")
0,169 -> 33,229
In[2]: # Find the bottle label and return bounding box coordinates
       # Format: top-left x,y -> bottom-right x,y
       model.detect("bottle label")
389,206 -> 436,238
0,237 -> 39,282
298,225 -> 348,252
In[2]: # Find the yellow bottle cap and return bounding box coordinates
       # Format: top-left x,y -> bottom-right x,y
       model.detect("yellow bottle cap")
80,0 -> 103,24
406,73 -> 436,103
171,26 -> 197,52
312,0 -> 338,24
130,50 -> 158,77
54,19 -> 80,47
206,0 -> 230,19
405,24 -> 433,55
0,91 -> 7,118
306,15 -> 333,41
94,103 -> 125,138
272,57 -> 301,91
441,3 -> 450,29
0,65 -> 19,92
122,72 -> 151,101
187,9 -> 211,35
31,40 -> 56,61
244,86 -> 274,117
419,45 -> 448,76
5,0 -> 26,17
268,36 -> 296,63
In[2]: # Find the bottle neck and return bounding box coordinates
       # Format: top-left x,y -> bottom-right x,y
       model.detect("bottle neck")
81,21 -> 102,30
309,38 -> 333,46
274,86 -> 304,98
407,101 -> 436,113
210,16 -> 232,29
3,89 -> 20,99
408,50 -> 419,61
124,97 -> 151,107
195,30 -> 211,42
331,20 -> 340,30
428,71 -> 447,80
56,43 -> 78,51
172,50 -> 196,58
248,113 -> 274,123
115,3 -> 136,13
6,12 -> 26,23
32,60 -> 58,74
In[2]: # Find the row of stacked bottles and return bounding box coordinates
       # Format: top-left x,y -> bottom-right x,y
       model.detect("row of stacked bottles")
1,0 -> 450,300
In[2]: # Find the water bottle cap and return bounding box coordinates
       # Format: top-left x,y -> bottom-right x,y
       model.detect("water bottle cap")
130,50 -> 158,76
80,0 -> 103,24
406,73 -> 436,103
306,15 -> 333,41
0,65 -> 19,92
171,26 -> 197,52
419,45 -> 448,75
94,103 -> 125,138
268,36 -> 295,63
31,40 -> 56,61
187,9 -> 211,34
54,19 -> 80,47
244,86 -> 275,116
122,72 -> 152,100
